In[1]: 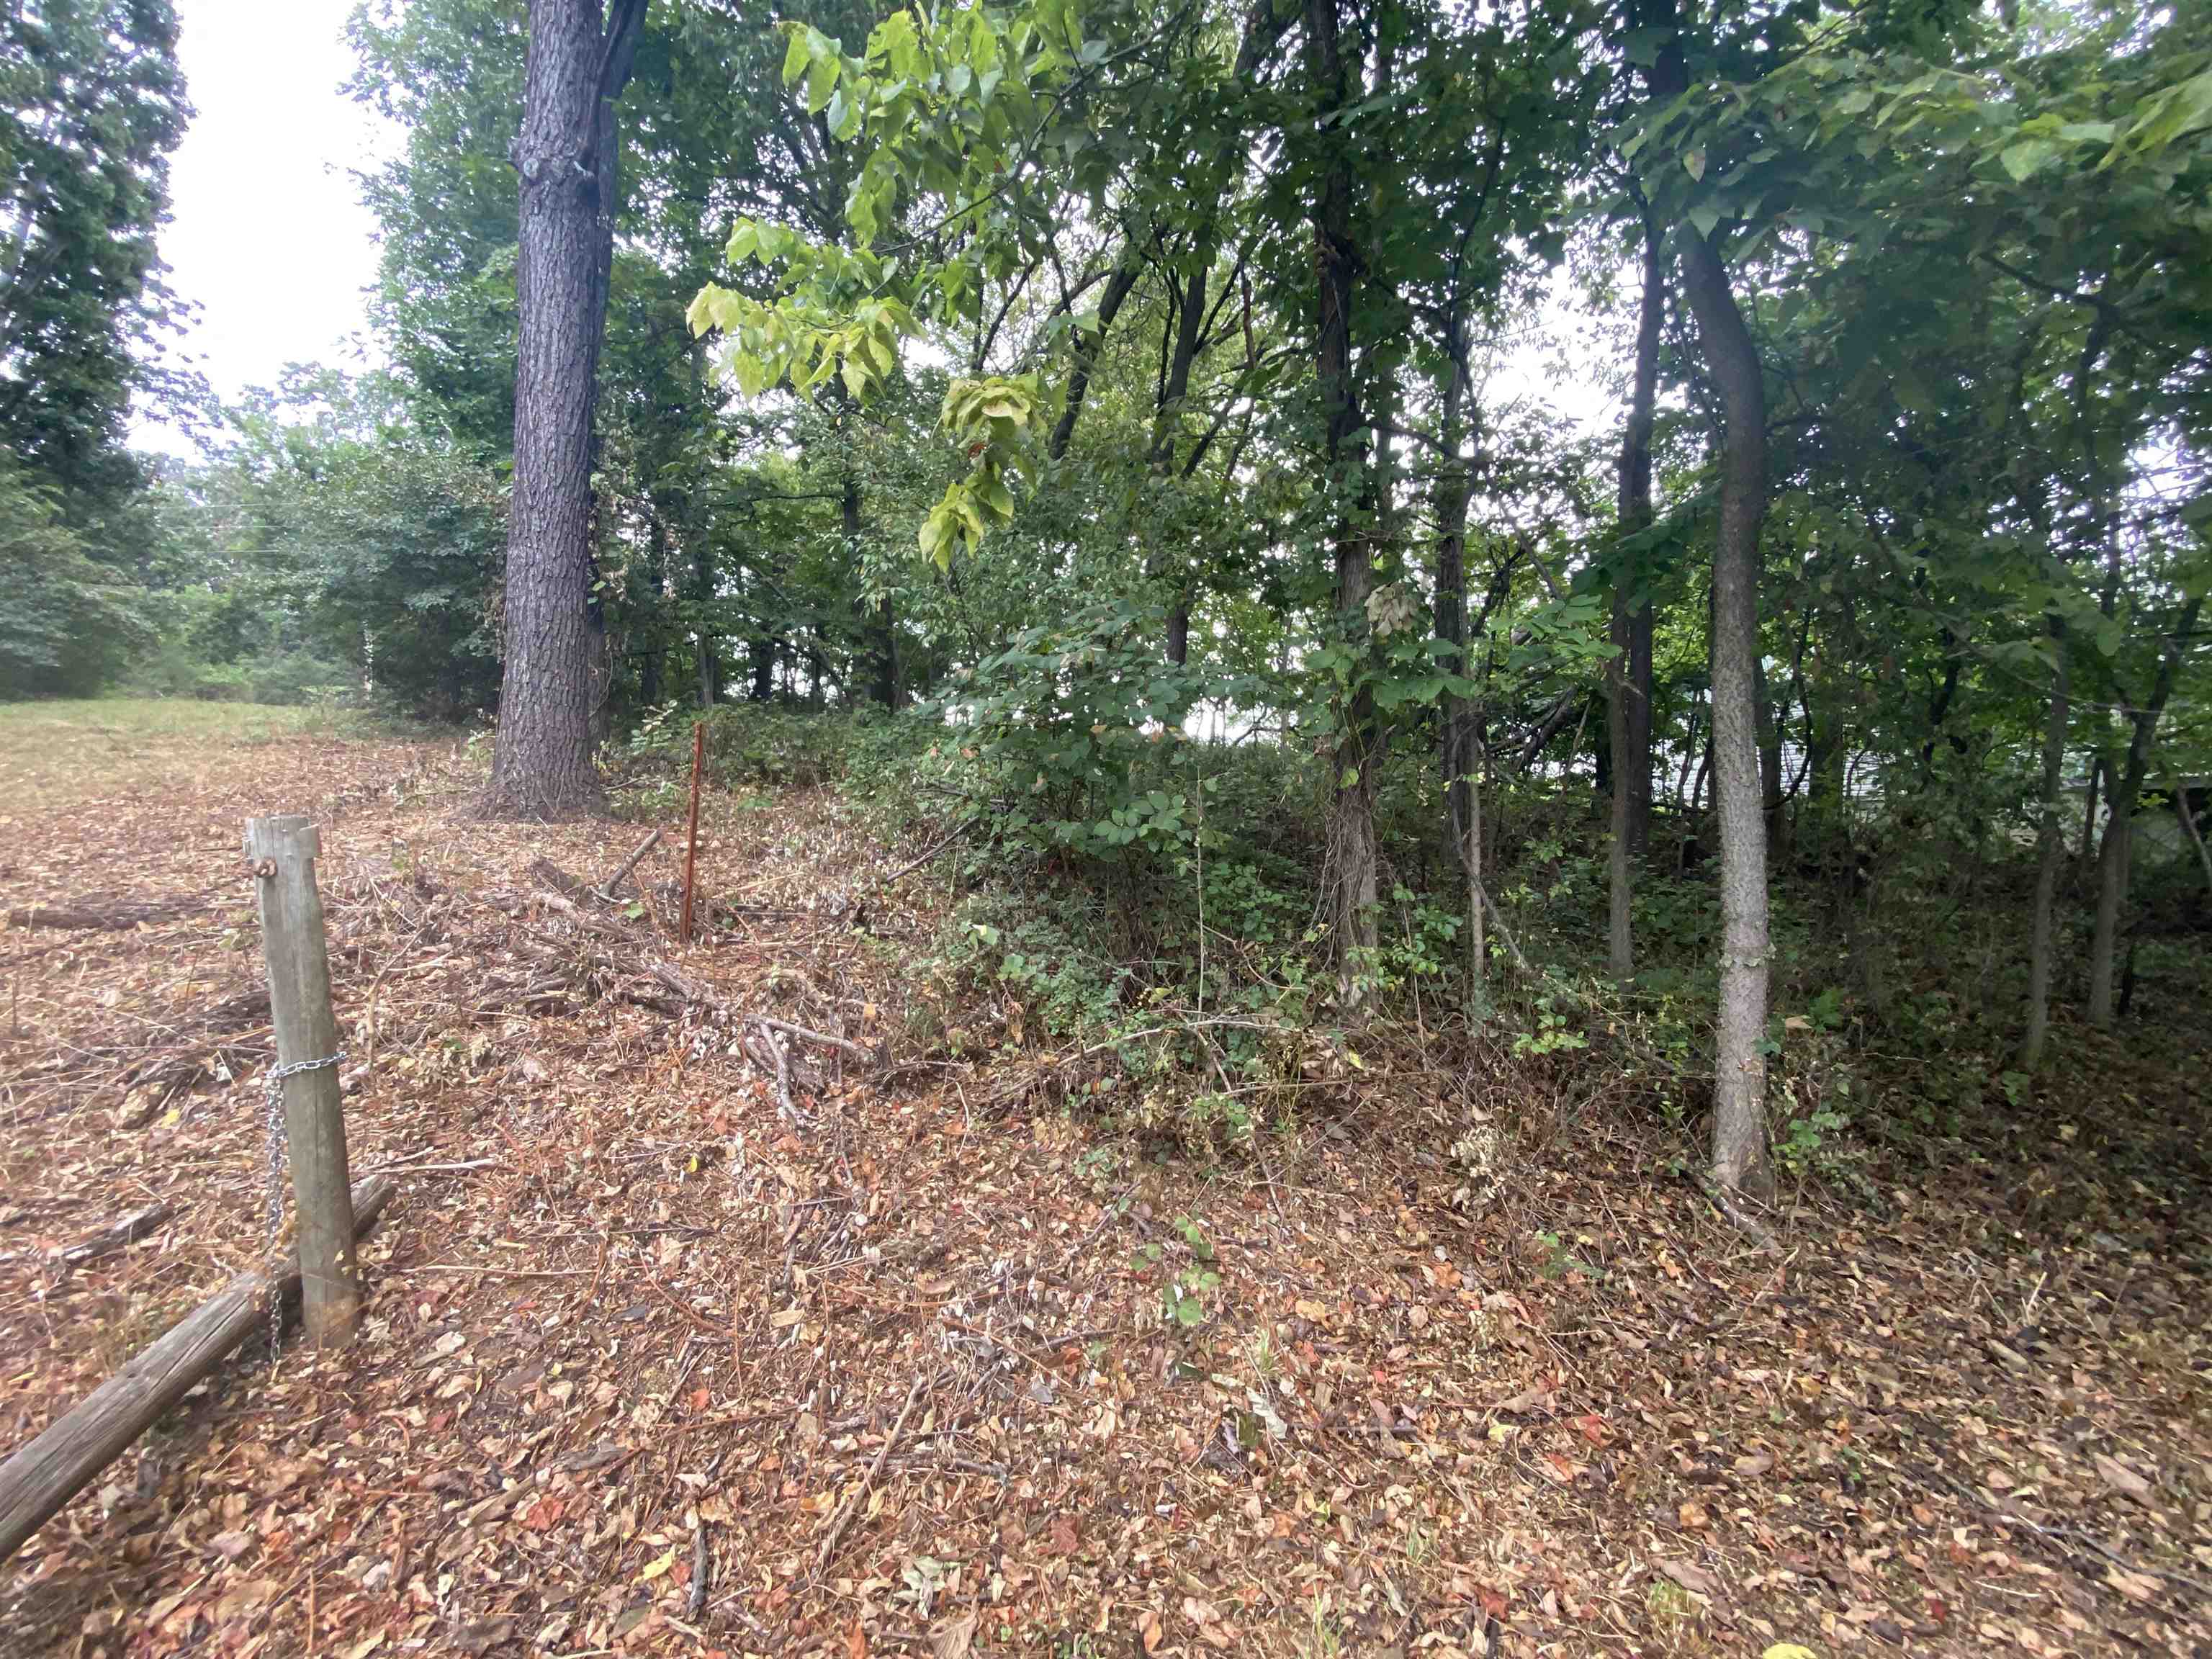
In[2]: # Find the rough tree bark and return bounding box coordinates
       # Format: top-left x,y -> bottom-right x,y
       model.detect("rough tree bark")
1606,215 -> 1663,980
2087,595 -> 2201,1027
2018,615 -> 2068,1071
1304,0 -> 1378,999
486,0 -> 645,816
1650,20 -> 1775,1201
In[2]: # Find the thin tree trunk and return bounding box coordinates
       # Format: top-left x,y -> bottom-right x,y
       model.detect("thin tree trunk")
2078,752 -> 2103,882
2177,786 -> 2212,897
1431,308 -> 1481,998
685,339 -> 719,710
1652,14 -> 1773,1199
1047,256 -> 1142,462
1156,264 -> 1208,664
2018,616 -> 2068,1071
487,0 -> 644,815
1757,656 -> 1785,846
638,515 -> 666,706
1305,0 -> 1378,999
1606,215 -> 1663,979
2087,595 -> 2202,1026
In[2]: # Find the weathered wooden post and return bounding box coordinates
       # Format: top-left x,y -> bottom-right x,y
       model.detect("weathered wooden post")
243,815 -> 361,1346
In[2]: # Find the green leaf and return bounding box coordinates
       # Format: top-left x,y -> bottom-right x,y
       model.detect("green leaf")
1999,138 -> 2057,182
1683,145 -> 1706,182
806,53 -> 837,116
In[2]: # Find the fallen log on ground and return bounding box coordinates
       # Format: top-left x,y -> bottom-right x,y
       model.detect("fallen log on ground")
0,1174 -> 397,1565
61,1202 -> 176,1268
5,898 -> 205,932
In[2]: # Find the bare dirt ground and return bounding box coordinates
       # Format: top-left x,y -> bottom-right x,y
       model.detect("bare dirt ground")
1,702 -> 2207,1659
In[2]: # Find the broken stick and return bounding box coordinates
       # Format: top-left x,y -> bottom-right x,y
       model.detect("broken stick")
593,828 -> 662,902
816,1374 -> 928,1574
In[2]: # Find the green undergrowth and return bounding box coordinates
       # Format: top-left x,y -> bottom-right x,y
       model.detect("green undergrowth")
611,703 -> 2209,1210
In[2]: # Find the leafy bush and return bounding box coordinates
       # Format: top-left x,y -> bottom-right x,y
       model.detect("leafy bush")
911,598 -> 1251,870
622,701 -> 866,789
922,886 -> 1132,1044
0,464 -> 156,697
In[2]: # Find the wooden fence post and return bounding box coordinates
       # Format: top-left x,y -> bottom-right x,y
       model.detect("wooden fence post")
243,815 -> 361,1346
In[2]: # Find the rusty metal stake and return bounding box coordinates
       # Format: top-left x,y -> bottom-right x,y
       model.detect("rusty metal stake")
679,719 -> 705,945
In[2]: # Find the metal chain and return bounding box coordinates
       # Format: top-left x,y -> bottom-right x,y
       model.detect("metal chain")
261,1051 -> 346,1358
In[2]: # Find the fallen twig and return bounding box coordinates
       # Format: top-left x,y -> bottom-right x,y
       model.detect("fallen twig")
1686,1171 -> 1781,1254
61,1202 -> 175,1267
816,1373 -> 928,1574
641,965 -> 877,1065
687,1521 -> 711,1620
595,828 -> 663,902
5,899 -> 204,932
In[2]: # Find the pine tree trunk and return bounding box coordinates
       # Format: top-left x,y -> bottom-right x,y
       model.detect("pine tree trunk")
2019,616 -> 2068,1071
487,0 -> 642,815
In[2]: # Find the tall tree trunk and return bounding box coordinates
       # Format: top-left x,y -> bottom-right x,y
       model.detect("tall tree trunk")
1304,0 -> 1377,999
1650,16 -> 1773,1198
836,458 -> 900,709
2087,595 -> 2202,1026
2019,615 -> 2069,1071
2077,752 -> 2103,883
1155,264 -> 1208,664
487,0 -> 644,815
685,340 -> 719,710
1686,236 -> 1775,1199
1606,216 -> 1663,979
637,513 -> 667,706
2177,786 -> 2212,897
1431,317 -> 1485,997
690,527 -> 719,709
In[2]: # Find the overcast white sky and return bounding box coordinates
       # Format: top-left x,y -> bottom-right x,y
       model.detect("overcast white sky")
127,1 -> 1610,459
132,0 -> 396,455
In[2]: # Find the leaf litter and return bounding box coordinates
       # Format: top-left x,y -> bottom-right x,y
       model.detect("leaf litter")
1,710 -> 2207,1658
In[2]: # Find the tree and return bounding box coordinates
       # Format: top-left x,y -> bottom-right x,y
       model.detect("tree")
0,0 -> 189,691
485,0 -> 644,814
1605,211 -> 1663,981
1637,2 -> 1776,1200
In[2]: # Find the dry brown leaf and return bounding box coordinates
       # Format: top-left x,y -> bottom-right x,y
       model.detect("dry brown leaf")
2091,1452 -> 2152,1501
929,1609 -> 979,1658
1658,1557 -> 1719,1598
